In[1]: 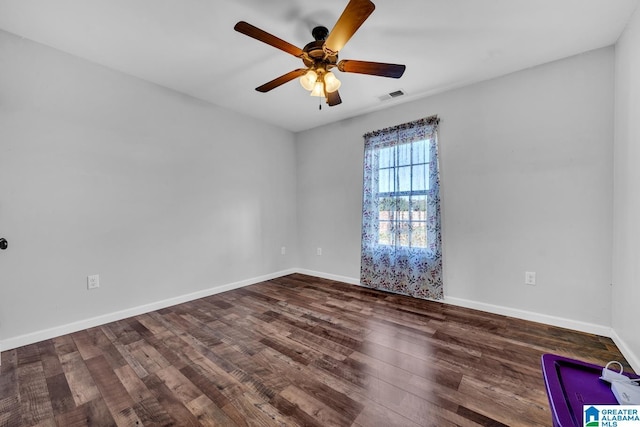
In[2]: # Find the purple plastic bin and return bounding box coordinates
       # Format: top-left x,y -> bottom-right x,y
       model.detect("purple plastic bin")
541,354 -> 638,427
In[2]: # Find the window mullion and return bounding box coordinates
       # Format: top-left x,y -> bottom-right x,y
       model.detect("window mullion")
409,141 -> 414,248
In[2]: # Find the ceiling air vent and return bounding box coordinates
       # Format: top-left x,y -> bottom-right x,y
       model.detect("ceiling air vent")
378,90 -> 405,101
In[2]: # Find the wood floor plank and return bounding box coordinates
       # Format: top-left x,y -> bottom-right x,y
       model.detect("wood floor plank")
130,396 -> 175,427
45,372 -> 76,416
277,384 -> 352,427
16,362 -> 54,426
1,273 -> 636,426
179,363 -> 231,409
55,398 -> 116,427
59,351 -> 101,407
185,394 -> 237,427
104,320 -> 142,346
125,340 -> 171,377
155,365 -> 202,405
0,349 -> 18,399
113,364 -> 155,404
231,391 -> 299,427
85,327 -> 128,371
36,341 -> 63,380
457,374 -> 549,426
254,347 -> 365,422
109,337 -> 150,380
16,345 -> 41,367
348,350 -> 462,399
353,404 -> 422,427
0,350 -> 21,427
142,373 -> 199,426
84,355 -> 143,426
51,335 -> 78,358
72,330 -> 106,361
133,312 -> 169,335
0,395 -> 22,427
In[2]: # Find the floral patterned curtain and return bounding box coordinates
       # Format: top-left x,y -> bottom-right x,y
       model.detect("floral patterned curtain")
360,116 -> 443,300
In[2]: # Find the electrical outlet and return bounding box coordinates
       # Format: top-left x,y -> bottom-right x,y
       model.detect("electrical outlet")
281,246 -> 286,255
87,274 -> 100,290
525,271 -> 536,286
317,247 -> 322,256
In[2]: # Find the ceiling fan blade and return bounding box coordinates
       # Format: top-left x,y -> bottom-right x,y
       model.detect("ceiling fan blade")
326,90 -> 342,106
324,0 -> 375,55
338,60 -> 406,78
234,21 -> 305,58
256,68 -> 308,92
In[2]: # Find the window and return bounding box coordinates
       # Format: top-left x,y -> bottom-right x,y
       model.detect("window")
377,139 -> 430,248
360,116 -> 443,300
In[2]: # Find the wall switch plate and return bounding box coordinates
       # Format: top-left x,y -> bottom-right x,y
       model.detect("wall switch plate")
525,271 -> 536,286
281,246 -> 286,255
316,247 -> 322,256
87,274 -> 100,290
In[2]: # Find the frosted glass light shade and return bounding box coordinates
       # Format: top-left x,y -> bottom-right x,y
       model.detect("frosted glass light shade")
324,72 -> 341,93
300,70 -> 318,91
310,81 -> 324,97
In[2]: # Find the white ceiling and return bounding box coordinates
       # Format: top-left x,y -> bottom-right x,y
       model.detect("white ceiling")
0,0 -> 638,132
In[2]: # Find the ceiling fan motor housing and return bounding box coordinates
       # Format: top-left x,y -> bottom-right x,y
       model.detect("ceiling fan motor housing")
302,39 -> 338,68
312,26 -> 329,41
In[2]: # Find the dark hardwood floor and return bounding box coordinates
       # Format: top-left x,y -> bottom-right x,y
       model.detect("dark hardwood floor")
0,273 -> 634,427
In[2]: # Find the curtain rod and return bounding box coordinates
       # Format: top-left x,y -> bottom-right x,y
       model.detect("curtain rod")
363,115 -> 439,139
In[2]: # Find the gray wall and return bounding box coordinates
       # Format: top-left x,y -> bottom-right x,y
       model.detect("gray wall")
296,47 -> 614,330
613,5 -> 640,370
0,30 -> 298,346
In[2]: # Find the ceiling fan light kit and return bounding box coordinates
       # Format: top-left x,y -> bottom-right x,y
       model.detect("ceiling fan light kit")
234,0 -> 405,107
301,69 -> 341,97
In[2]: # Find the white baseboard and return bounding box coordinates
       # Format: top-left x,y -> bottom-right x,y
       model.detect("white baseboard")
610,329 -> 640,374
444,295 -> 613,337
294,268 -> 361,286
0,268 -> 296,353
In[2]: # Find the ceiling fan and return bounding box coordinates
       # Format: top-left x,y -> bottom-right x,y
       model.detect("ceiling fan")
234,0 -> 406,107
